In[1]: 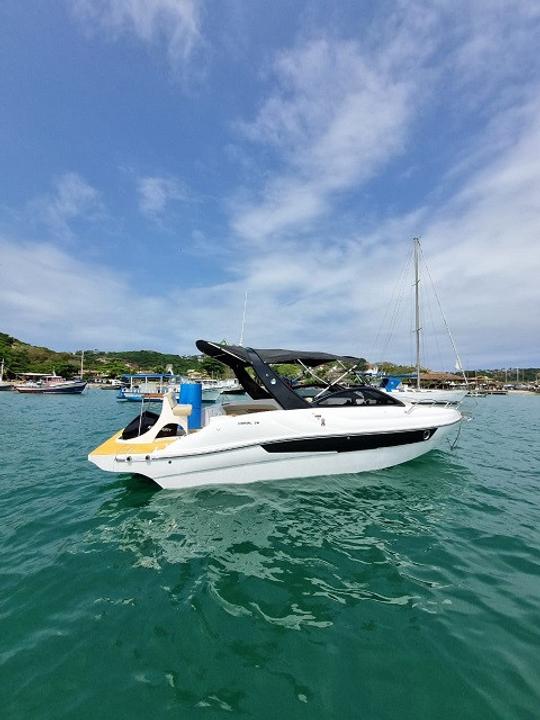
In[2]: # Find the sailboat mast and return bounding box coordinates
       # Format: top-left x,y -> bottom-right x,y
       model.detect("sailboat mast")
414,237 -> 421,390
239,291 -> 248,346
80,350 -> 84,378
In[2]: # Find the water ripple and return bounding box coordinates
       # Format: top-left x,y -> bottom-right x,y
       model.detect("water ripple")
1,392 -> 540,719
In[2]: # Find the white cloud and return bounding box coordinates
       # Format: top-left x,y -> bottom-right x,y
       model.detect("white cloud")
2,97 -> 540,367
230,1 -> 540,246
137,175 -> 189,217
0,236 -> 243,352
2,2 -> 539,368
71,0 -> 202,67
30,173 -> 103,239
231,32 -> 427,243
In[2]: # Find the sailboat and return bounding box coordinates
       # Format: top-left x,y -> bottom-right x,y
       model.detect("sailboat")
381,238 -> 467,406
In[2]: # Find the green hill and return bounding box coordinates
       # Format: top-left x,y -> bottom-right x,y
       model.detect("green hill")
0,333 -> 222,379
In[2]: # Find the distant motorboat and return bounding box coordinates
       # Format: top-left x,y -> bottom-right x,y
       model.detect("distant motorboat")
14,374 -> 87,394
42,378 -> 87,394
116,373 -> 183,403
115,373 -> 235,404
98,379 -> 124,389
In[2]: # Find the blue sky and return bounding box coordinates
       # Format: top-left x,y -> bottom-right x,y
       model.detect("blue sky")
1,0 -> 540,369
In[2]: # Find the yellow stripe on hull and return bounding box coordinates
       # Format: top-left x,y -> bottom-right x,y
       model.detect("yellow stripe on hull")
89,430 -> 177,457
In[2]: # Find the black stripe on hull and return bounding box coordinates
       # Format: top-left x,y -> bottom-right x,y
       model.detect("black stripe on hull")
261,428 -> 437,454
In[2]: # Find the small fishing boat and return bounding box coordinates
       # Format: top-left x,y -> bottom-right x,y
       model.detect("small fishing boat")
14,374 -> 87,394
42,377 -> 87,394
89,340 -> 462,490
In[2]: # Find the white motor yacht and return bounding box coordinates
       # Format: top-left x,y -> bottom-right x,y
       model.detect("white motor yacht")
89,340 -> 462,490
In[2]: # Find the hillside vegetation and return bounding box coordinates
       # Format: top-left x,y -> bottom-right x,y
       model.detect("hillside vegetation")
2,332 -> 538,383
0,333 -> 224,378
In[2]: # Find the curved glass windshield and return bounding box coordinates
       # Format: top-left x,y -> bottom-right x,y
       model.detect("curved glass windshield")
312,387 -> 405,407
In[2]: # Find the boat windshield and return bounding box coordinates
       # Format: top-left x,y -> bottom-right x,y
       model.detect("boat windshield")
312,387 -> 404,407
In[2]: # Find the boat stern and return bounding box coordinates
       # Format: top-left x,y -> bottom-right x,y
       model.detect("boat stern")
88,430 -> 177,474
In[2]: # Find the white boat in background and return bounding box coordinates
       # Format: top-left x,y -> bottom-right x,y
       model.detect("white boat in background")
381,238 -> 467,406
116,373 -> 183,403
89,339 -> 462,490
200,378 -> 237,402
385,385 -> 467,405
0,358 -> 13,391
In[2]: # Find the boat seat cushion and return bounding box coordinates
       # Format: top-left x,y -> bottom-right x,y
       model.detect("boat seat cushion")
165,391 -> 192,417
172,403 -> 192,417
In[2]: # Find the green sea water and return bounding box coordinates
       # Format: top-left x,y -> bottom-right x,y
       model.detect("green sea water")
1,391 -> 539,719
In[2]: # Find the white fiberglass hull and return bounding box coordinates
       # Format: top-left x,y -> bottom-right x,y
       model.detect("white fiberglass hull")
90,404 -> 461,490
388,388 -> 467,405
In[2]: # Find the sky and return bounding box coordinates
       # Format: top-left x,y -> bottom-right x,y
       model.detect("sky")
1,0 -> 540,370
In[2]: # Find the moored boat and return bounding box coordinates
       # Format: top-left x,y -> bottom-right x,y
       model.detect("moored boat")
380,238 -> 467,406
116,373 -> 184,402
89,340 -> 462,490
14,373 -> 87,394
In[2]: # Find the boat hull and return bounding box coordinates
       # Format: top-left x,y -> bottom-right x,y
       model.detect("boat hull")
42,382 -> 87,394
145,424 -> 456,489
15,381 -> 87,394
387,389 -> 467,405
14,385 -> 43,393
89,405 -> 461,490
117,391 -> 164,402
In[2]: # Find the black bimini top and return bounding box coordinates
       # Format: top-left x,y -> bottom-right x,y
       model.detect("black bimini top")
196,340 -> 366,410
196,340 -> 362,368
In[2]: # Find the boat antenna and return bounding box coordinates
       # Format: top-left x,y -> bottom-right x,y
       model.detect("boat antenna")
414,237 -> 421,390
239,290 -> 248,346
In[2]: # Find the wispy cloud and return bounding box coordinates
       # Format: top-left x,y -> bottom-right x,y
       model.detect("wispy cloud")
30,172 -> 103,239
71,0 -> 203,68
2,2 -> 540,367
137,175 -> 189,217
230,1 -> 540,246
231,29 -> 430,243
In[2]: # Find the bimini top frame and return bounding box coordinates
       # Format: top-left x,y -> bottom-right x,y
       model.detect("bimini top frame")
196,340 -> 368,411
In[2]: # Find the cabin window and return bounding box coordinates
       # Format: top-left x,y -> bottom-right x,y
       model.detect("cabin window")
313,387 -> 404,407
